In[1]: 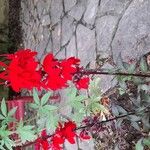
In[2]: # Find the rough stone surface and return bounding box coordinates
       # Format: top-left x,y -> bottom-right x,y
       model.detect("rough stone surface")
96,16 -> 118,56
83,0 -> 99,25
98,63 -> 117,93
69,0 -> 87,21
77,24 -> 96,66
62,15 -> 75,46
112,0 -> 150,62
64,0 -> 77,12
50,0 -> 63,25
66,35 -> 77,57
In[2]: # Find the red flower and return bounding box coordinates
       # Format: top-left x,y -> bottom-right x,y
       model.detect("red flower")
50,121 -> 77,150
42,54 -> 80,90
35,130 -> 49,150
79,130 -> 91,140
7,49 -> 41,92
75,77 -> 89,90
61,57 -> 80,80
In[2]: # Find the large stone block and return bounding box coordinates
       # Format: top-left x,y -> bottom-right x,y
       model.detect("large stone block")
62,15 -> 75,46
69,0 -> 87,21
64,0 -> 77,12
66,35 -> 77,57
96,16 -> 118,58
112,0 -> 150,63
83,0 -> 99,25
52,23 -> 61,54
98,0 -> 131,17
77,24 -> 96,66
50,0 -> 63,25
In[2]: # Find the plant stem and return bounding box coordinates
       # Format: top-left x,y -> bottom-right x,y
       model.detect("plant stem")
81,70 -> 150,78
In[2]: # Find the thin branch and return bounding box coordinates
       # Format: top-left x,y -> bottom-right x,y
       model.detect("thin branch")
81,70 -> 150,78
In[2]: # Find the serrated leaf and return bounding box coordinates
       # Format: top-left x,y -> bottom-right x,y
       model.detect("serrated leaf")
46,114 -> 58,131
67,87 -> 77,98
4,137 -> 15,150
41,92 -> 51,106
0,114 -> 5,120
131,121 -> 140,131
43,105 -> 57,111
17,123 -> 37,143
128,115 -> 141,122
116,105 -> 127,114
33,88 -> 40,105
8,107 -> 17,117
1,98 -> 7,117
143,137 -> 150,147
29,103 -> 39,109
127,63 -> 136,73
136,139 -> 144,150
140,58 -> 148,72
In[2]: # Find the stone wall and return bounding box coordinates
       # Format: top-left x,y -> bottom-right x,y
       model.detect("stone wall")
21,0 -> 150,66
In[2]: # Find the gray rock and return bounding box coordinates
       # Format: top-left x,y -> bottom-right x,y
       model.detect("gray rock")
83,0 -> 99,25
69,0 -> 86,21
112,0 -> 150,63
52,23 -> 61,54
98,63 -> 117,93
96,16 -> 118,58
62,16 -> 75,46
77,24 -> 96,66
46,38 -> 53,53
36,0 -> 46,17
98,0 -> 131,17
41,14 -> 51,26
64,0 -> 77,12
66,35 -> 77,57
55,49 -> 66,60
50,0 -> 63,25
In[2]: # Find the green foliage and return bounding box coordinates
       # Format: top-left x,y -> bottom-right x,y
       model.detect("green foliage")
67,87 -> 86,123
16,121 -> 37,143
0,98 -> 17,126
30,89 -> 58,131
0,126 -> 15,150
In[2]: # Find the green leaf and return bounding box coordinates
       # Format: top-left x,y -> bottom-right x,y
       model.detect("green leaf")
41,92 -> 51,106
8,107 -> 17,117
43,105 -> 57,111
33,88 -> 40,105
140,58 -> 148,72
89,77 -> 101,97
1,98 -> 7,117
131,121 -> 140,131
127,63 -> 136,73
143,137 -> 150,147
29,103 -> 39,109
136,139 -> 144,150
16,121 -> 37,143
46,114 -> 58,131
4,137 -> 15,150
0,114 -> 5,120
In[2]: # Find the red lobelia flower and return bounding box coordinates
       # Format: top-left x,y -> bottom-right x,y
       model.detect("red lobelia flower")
42,54 -> 80,90
75,77 -> 89,90
35,130 -> 49,150
79,130 -> 91,140
50,121 -> 77,150
0,49 -> 41,92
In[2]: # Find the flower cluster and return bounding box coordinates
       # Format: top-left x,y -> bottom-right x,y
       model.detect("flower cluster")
0,49 -> 89,92
35,121 -> 90,150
